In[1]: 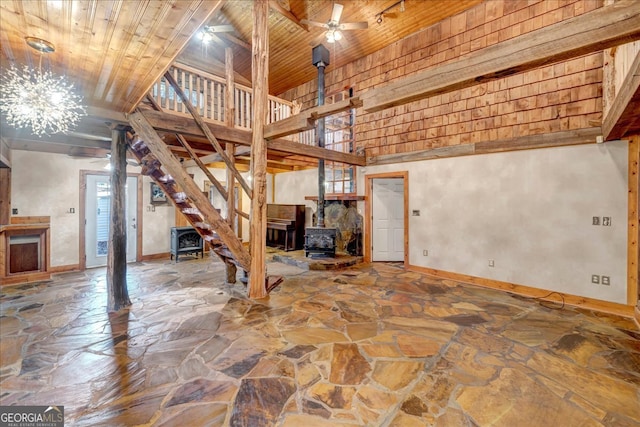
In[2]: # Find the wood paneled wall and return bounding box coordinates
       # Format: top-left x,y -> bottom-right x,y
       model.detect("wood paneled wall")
280,0 -> 604,157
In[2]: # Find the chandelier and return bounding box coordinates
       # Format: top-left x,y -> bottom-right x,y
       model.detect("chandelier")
0,37 -> 85,137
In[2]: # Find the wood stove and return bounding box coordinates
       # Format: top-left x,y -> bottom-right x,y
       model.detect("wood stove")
170,226 -> 204,262
304,227 -> 337,258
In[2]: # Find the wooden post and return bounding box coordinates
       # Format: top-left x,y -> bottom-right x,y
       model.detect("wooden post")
628,135 -> 639,307
225,47 -> 238,283
107,128 -> 131,312
248,0 -> 269,298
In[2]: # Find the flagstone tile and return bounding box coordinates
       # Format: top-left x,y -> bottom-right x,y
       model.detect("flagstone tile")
329,343 -> 371,385
229,377 -> 295,427
308,382 -> 356,409
371,361 -> 423,390
1,256 -> 638,426
456,368 -> 601,427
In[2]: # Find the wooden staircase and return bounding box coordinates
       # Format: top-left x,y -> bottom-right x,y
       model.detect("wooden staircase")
127,110 -> 284,294
126,129 -> 246,274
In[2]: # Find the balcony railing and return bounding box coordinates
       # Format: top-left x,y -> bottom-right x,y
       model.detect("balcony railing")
150,63 -> 297,131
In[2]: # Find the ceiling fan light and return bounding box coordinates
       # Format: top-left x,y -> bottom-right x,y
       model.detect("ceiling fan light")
325,30 -> 336,43
333,30 -> 343,41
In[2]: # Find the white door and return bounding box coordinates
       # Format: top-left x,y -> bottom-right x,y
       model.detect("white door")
372,178 -> 405,261
85,174 -> 137,267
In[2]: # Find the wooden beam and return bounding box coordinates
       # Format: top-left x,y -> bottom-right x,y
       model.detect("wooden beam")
145,95 -> 228,200
141,109 -> 253,145
362,1 -> 640,113
218,33 -> 252,51
141,110 -> 366,165
129,110 -> 251,271
264,114 -> 314,140
106,128 -> 131,312
367,128 -> 602,165
225,47 -> 237,246
183,146 -> 252,167
269,0 -> 308,32
603,49 -> 640,140
263,98 -> 361,140
249,0 -> 270,299
163,71 -> 253,199
268,139 -> 366,166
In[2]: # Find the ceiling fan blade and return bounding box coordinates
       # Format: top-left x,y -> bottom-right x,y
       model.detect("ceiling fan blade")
331,3 -> 344,23
339,21 -> 368,30
205,24 -> 235,33
300,19 -> 329,29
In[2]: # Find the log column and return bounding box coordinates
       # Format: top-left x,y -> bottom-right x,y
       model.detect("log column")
248,0 -> 269,298
107,127 -> 131,312
225,47 -> 238,283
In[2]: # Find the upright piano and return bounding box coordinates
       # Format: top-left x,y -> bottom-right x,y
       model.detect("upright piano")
266,204 -> 305,251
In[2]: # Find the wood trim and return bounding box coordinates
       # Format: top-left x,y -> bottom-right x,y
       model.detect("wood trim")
79,170 -> 142,270
136,174 -> 143,263
629,135 -> 639,305
635,305 -> 640,330
10,216 -> 50,224
409,264 -> 636,318
603,49 -> 640,140
362,2 -> 640,113
0,168 -> 10,225
141,252 -> 170,261
368,128 -> 602,166
49,264 -> 80,274
1,271 -> 51,286
364,171 -> 409,266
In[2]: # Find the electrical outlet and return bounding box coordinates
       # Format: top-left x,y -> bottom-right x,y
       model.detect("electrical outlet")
592,216 -> 600,225
423,250 -> 428,256
12,208 -> 18,215
412,210 -> 420,216
602,217 -> 611,226
601,276 -> 610,286
591,274 -> 600,284
488,260 -> 495,267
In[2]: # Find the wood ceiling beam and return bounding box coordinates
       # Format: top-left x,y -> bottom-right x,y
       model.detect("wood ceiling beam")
140,110 -> 366,165
218,33 -> 251,51
603,49 -> 640,140
267,139 -> 366,166
269,0 -> 309,32
367,127 -> 602,166
263,97 -> 362,140
141,110 -> 253,145
362,1 -> 640,113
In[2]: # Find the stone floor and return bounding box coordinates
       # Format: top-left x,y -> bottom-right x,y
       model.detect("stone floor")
1,255 -> 639,426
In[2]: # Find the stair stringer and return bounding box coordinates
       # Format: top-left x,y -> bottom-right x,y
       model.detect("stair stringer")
127,110 -> 252,272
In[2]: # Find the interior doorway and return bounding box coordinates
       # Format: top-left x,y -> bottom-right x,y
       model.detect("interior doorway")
81,171 -> 141,269
365,171 -> 408,264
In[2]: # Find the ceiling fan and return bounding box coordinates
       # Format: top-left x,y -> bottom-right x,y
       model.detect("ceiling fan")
198,24 -> 235,44
301,3 -> 368,44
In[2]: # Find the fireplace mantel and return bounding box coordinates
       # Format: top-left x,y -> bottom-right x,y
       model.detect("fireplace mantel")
1,217 -> 51,285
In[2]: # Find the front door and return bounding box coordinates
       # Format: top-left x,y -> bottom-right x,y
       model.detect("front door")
85,174 -> 137,268
372,178 -> 405,261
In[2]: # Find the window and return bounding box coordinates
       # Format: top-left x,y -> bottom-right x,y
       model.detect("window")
323,89 -> 356,196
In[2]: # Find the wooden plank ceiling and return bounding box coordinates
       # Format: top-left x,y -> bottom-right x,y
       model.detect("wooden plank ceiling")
0,0 -> 482,168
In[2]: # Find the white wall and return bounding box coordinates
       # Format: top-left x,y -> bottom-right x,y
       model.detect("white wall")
273,168 -> 318,228
357,141 -> 628,304
10,151 -> 174,267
